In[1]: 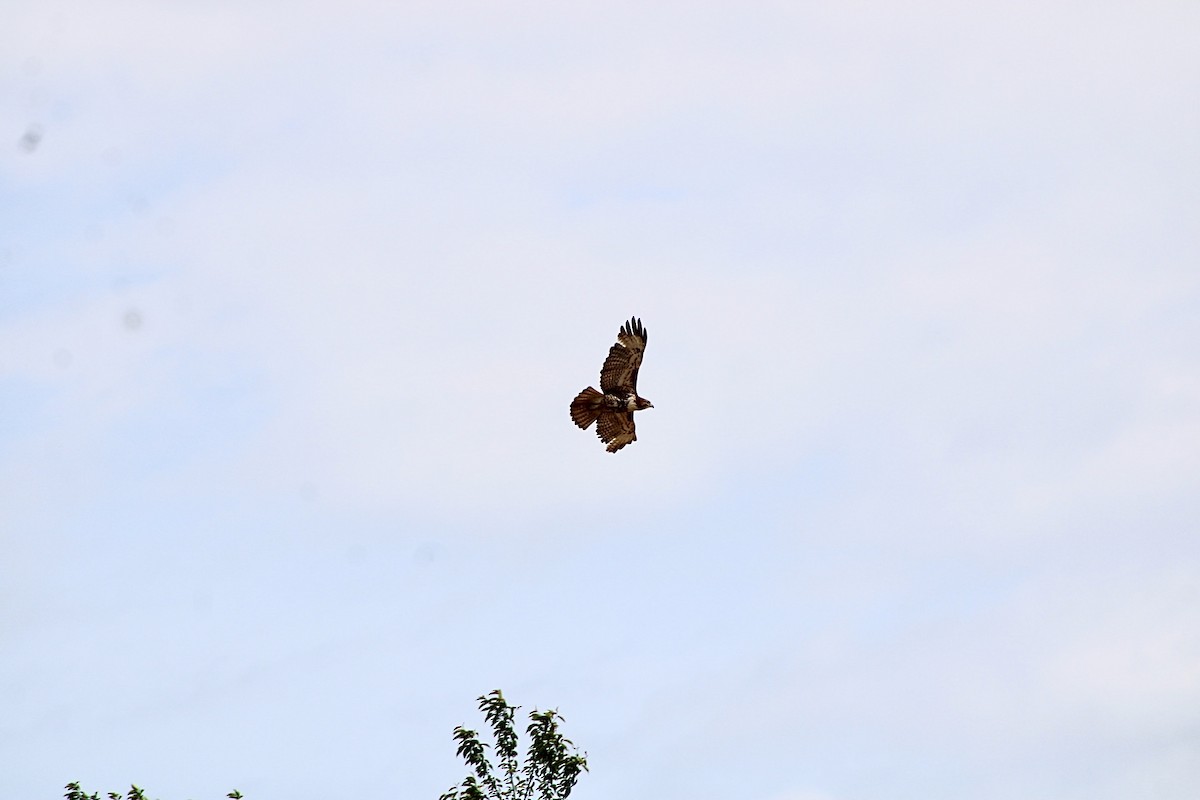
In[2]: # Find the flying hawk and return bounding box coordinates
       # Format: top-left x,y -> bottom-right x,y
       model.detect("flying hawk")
570,317 -> 654,452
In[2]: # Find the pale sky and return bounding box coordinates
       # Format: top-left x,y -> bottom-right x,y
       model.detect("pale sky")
3,2 -> 1199,799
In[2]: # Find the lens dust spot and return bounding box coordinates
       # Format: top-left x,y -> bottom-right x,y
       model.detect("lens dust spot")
122,309 -> 143,331
19,124 -> 43,153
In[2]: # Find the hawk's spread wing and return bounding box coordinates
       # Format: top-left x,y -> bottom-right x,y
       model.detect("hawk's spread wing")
596,410 -> 637,453
600,317 -> 647,393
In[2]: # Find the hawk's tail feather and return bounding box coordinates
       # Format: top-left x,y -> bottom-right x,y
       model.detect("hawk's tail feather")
570,387 -> 604,430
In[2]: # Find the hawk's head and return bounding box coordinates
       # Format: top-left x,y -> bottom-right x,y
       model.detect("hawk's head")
635,396 -> 654,411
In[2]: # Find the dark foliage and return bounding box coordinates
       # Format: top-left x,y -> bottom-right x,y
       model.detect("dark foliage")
64,782 -> 241,800
440,690 -> 588,800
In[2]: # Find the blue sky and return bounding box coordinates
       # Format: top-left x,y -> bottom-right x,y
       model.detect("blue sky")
3,2 -> 1199,798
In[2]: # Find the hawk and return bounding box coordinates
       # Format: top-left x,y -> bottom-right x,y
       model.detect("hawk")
570,317 -> 654,452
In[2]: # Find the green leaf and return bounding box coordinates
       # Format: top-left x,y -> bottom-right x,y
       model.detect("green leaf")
439,690 -> 588,800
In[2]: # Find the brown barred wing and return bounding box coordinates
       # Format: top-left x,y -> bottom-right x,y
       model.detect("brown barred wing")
599,317 -> 647,393
595,410 -> 637,453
